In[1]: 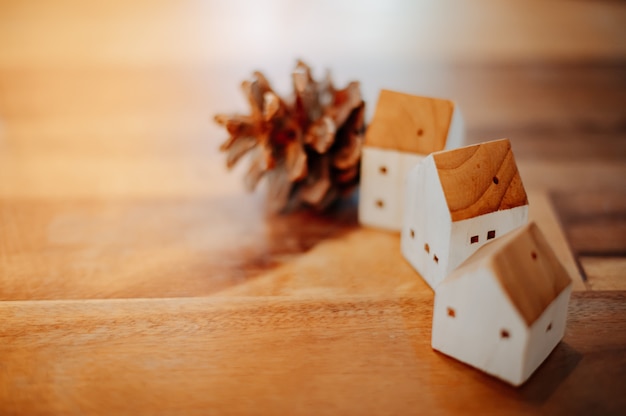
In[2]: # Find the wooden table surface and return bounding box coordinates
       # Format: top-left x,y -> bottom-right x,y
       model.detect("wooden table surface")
1,1 -> 625,414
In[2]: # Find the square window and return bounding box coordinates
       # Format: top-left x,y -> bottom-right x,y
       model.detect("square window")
470,235 -> 479,244
487,230 -> 496,240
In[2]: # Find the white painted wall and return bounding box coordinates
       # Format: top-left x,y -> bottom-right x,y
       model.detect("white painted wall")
448,205 -> 529,276
432,267 -> 529,386
402,156 -> 451,289
522,285 -> 572,381
359,147 -> 423,231
402,150 -> 528,289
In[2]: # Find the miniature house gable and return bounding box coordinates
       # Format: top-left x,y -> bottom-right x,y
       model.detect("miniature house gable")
431,222 -> 572,386
401,139 -> 529,289
358,90 -> 464,231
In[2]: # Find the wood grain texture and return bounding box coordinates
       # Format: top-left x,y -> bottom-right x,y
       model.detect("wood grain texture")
527,191 -> 586,291
551,191 -> 626,291
1,291 -> 624,415
218,227 -> 428,297
0,66 -> 624,200
0,0 -> 623,413
551,191 -> 626,256
364,90 -> 455,154
0,192 -> 584,301
0,196 -> 358,301
581,257 -> 626,291
433,139 -> 528,222
490,223 -> 572,325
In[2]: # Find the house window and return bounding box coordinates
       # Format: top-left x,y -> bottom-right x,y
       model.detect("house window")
493,176 -> 499,185
417,128 -> 424,137
487,230 -> 496,240
424,243 -> 430,253
375,199 -> 384,208
470,235 -> 479,244
379,166 -> 387,174
500,329 -> 510,339
531,251 -> 538,260
546,322 -> 552,332
433,254 -> 439,264
447,307 -> 456,318
410,229 -> 415,238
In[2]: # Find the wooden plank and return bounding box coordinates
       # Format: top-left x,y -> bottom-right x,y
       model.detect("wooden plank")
580,257 -> 626,291
0,196 -> 358,300
517,161 -> 626,194
551,191 -> 626,256
1,292 -> 624,415
1,63 -> 623,200
550,191 -> 626,291
0,192 -> 584,300
470,125 -> 626,163
0,1 -> 624,414
217,227 -> 429,297
527,191 -> 586,291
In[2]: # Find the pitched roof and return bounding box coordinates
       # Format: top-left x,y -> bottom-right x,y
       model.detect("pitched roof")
445,222 -> 572,326
432,139 -> 528,222
364,89 -> 455,154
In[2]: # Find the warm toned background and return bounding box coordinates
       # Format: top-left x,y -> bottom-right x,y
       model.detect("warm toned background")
1,0 -> 625,414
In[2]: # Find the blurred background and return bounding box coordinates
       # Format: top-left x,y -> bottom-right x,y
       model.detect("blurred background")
2,3 -> 625,411
0,0 -> 625,298
1,0 -> 624,199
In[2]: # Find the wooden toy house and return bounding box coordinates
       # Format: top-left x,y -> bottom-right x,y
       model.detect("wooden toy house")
401,138 -> 529,289
431,222 -> 572,386
358,90 -> 464,231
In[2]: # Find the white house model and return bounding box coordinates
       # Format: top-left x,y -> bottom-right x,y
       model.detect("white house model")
358,90 -> 464,231
431,222 -> 573,386
401,138 -> 529,290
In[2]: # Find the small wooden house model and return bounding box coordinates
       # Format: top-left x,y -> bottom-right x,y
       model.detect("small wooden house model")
401,138 -> 528,289
431,222 -> 572,386
358,90 -> 464,231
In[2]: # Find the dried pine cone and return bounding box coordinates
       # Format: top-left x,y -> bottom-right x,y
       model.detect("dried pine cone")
214,60 -> 365,212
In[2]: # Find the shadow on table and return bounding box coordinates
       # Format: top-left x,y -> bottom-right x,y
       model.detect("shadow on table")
518,341 -> 582,404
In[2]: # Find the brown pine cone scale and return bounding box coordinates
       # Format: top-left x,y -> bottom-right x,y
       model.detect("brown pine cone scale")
214,60 -> 365,212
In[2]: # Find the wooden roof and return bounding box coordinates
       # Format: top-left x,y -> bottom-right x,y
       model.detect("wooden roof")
446,223 -> 572,326
432,139 -> 528,222
364,90 -> 455,154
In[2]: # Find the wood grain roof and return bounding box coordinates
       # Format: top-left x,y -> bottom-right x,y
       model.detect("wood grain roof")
492,223 -> 572,325
432,139 -> 528,222
364,90 -> 455,154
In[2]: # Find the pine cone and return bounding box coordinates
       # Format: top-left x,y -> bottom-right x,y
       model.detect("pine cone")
214,60 -> 365,212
